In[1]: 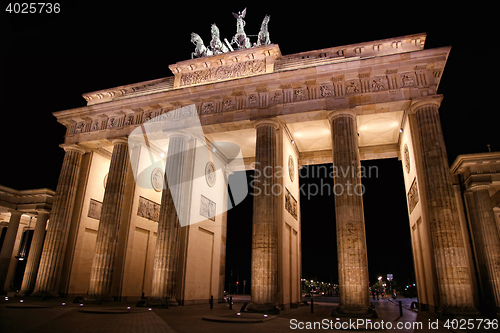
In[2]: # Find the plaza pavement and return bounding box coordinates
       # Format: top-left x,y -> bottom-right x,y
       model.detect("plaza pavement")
0,295 -> 495,332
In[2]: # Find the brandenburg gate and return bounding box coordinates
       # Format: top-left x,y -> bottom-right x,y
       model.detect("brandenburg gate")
16,18 -> 500,317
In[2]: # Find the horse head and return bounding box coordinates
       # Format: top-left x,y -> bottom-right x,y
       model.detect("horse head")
191,32 -> 202,45
211,24 -> 220,39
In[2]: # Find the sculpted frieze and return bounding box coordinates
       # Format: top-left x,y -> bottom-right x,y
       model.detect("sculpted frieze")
407,178 -> 419,214
137,196 -> 160,222
179,59 -> 266,87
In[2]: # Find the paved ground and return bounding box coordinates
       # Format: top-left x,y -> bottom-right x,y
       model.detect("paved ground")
0,295 -> 496,332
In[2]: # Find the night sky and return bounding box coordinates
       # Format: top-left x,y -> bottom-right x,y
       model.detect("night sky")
3,3 -> 498,292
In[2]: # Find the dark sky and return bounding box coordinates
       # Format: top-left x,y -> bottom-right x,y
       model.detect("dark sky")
3,3 -> 498,291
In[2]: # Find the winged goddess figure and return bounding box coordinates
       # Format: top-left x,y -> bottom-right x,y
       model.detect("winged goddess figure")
230,8 -> 251,49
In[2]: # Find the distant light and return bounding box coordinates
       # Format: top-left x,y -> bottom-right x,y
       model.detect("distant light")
4,297 -> 8,300
62,303 -> 66,306
127,307 -> 130,310
264,315 -> 268,317
148,308 -> 152,311
18,258 -> 24,261
237,313 -> 241,316
160,152 -> 165,158
336,318 -> 340,321
20,300 -> 23,303
80,304 -> 83,307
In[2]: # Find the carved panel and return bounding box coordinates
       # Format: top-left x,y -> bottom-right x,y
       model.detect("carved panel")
246,93 -> 259,107
345,80 -> 360,94
293,88 -> 307,101
285,187 -> 298,220
88,199 -> 102,220
400,73 -> 417,87
179,59 -> 266,86
404,144 -> 411,174
200,195 -> 216,221
137,196 -> 160,222
270,91 -> 283,104
371,76 -> 388,92
407,178 -> 419,214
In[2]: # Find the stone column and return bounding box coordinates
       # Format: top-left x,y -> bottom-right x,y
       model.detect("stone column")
0,211 -> 23,292
465,186 -> 500,314
217,169 -> 230,303
328,110 -> 371,315
150,132 -> 190,305
33,145 -> 85,297
247,118 -> 280,313
87,138 -> 129,301
19,211 -> 49,296
409,98 -> 477,314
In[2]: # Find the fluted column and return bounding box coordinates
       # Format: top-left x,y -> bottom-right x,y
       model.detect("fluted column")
0,211 -> 23,292
247,118 -> 280,313
410,99 -> 477,314
329,110 -> 371,315
465,186 -> 500,313
218,169 -> 230,303
150,132 -> 190,304
33,145 -> 85,297
87,138 -> 129,301
19,211 -> 49,296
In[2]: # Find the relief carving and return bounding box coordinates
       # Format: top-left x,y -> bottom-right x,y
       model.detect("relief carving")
137,196 -> 160,222
74,122 -> 85,134
200,195 -> 216,221
371,77 -> 387,91
320,85 -> 333,97
407,178 -> 419,214
180,59 -> 266,86
247,94 -> 259,106
271,91 -> 282,104
88,199 -> 102,220
91,120 -> 100,131
202,102 -> 215,114
345,81 -> 360,94
294,88 -> 306,101
285,187 -> 298,220
124,115 -> 135,126
401,74 -> 416,87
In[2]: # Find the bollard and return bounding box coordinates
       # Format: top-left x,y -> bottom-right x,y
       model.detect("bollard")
229,296 -> 232,310
399,301 -> 403,316
311,296 -> 314,313
210,295 -> 213,309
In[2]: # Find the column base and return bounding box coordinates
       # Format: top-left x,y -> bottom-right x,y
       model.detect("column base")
332,304 -> 378,318
437,306 -> 481,319
30,291 -> 60,299
146,297 -> 178,307
84,295 -> 114,303
246,302 -> 280,314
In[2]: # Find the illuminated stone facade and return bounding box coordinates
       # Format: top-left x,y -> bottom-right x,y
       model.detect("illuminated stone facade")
1,33 -> 498,316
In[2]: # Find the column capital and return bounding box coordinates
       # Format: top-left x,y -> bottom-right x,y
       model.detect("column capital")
8,210 -> 23,218
36,210 -> 50,218
163,130 -> 193,140
60,144 -> 86,154
327,108 -> 356,123
469,183 -> 491,192
110,137 -> 128,145
252,117 -> 280,130
408,95 -> 443,114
